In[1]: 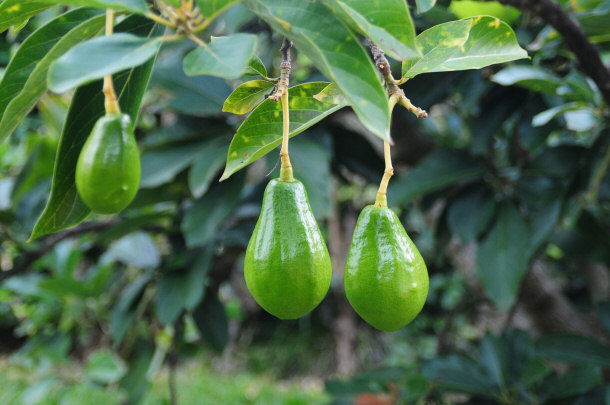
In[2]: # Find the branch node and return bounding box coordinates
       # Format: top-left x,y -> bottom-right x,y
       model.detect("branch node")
269,38 -> 293,102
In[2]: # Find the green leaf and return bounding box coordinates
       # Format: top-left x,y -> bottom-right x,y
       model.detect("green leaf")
38,0 -> 148,14
476,201 -> 530,310
0,8 -> 101,122
247,55 -> 268,77
415,0 -> 437,13
106,232 -> 160,268
479,334 -> 507,388
140,140 -> 208,188
181,173 -> 244,248
85,349 -> 127,384
0,10 -> 106,141
531,102 -> 589,127
188,141 -> 227,198
291,135 -> 332,219
183,34 -> 257,80
244,0 -> 390,141
324,0 -> 419,61
388,149 -> 485,205
220,82 -> 346,180
492,65 -> 563,95
536,335 -> 610,366
111,274 -> 151,343
195,0 -> 241,20
402,16 -> 527,79
222,80 -> 274,114
518,358 -> 550,387
0,0 -> 51,34
192,291 -> 229,352
447,185 -> 496,242
30,16 -> 163,241
422,355 -> 496,396
49,33 -> 161,93
545,365 -> 602,399
155,251 -> 212,325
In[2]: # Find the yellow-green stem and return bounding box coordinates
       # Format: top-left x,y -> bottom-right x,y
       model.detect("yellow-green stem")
279,91 -> 293,181
103,10 -> 121,115
374,95 -> 399,207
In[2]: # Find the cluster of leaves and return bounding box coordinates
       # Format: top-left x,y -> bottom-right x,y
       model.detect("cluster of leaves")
327,330 -> 610,404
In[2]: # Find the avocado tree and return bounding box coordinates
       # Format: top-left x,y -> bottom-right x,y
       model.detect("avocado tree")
0,0 -> 609,403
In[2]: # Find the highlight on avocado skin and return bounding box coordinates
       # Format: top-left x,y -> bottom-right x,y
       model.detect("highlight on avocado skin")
244,178 -> 332,320
345,205 -> 429,332
75,114 -> 141,214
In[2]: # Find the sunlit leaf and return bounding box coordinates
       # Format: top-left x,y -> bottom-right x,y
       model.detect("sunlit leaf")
244,0 -> 390,141
324,0 -> 419,61
221,82 -> 347,180
222,80 -> 274,115
402,16 -> 527,79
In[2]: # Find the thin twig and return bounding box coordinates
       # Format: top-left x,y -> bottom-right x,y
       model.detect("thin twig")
481,0 -> 610,108
367,40 -> 428,119
1,221 -> 118,283
269,38 -> 292,102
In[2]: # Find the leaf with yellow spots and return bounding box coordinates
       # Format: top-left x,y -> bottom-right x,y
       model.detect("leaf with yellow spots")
222,80 -> 275,115
0,0 -> 52,34
220,82 -> 347,181
323,0 -> 420,61
402,16 -> 527,79
244,0 -> 390,142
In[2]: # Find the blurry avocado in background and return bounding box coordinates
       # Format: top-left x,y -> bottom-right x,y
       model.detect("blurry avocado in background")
449,0 -> 521,24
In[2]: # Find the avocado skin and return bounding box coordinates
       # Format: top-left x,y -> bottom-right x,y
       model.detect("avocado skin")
245,178 -> 332,319
75,114 -> 140,214
345,205 -> 429,332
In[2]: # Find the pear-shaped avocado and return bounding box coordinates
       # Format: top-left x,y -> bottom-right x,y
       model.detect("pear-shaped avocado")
345,205 -> 428,331
75,114 -> 140,214
245,178 -> 332,319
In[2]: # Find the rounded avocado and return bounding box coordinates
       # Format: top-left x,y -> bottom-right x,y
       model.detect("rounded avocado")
75,114 -> 141,214
344,205 -> 429,331
244,178 -> 332,319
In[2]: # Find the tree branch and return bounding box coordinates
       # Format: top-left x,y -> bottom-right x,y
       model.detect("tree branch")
481,0 -> 610,107
0,221 -> 118,283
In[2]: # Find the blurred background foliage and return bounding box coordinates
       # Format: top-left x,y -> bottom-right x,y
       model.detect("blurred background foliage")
1,0 -> 610,404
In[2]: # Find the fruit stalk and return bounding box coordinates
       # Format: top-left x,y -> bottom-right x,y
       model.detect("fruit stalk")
269,38 -> 294,181
374,95 -> 399,208
103,9 -> 121,115
279,91 -> 293,181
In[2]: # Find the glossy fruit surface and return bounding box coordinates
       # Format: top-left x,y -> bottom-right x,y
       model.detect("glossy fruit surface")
345,205 -> 429,332
75,114 -> 140,214
245,178 -> 332,319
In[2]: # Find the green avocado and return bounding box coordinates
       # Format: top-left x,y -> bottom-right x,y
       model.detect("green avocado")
75,114 -> 140,214
245,178 -> 332,319
345,205 -> 429,332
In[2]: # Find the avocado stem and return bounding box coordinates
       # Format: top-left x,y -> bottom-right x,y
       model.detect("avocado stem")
103,9 -> 121,115
374,95 -> 400,207
268,38 -> 293,182
279,90 -> 294,181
